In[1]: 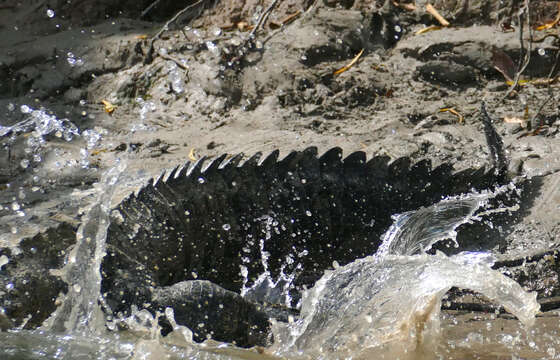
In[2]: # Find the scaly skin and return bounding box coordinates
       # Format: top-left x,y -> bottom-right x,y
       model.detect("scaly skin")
102,146 -> 504,346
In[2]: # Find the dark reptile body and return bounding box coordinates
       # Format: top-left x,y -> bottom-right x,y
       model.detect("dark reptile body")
101,146 -> 503,346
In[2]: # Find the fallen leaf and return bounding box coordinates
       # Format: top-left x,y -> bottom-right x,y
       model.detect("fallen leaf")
237,21 -> 254,32
135,34 -> 148,40
504,116 -> 527,126
101,100 -> 116,114
491,49 -> 516,82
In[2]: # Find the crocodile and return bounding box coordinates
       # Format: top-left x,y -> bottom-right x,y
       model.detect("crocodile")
100,106 -> 513,346
2,105 -> 555,347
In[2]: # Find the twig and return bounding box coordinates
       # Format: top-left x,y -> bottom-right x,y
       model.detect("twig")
528,42 -> 560,128
145,0 -> 205,64
480,102 -> 508,179
503,0 -> 533,99
263,11 -> 302,45
140,0 -> 162,18
249,0 -> 281,39
425,3 -> 450,27
228,0 -> 282,67
159,53 -> 189,71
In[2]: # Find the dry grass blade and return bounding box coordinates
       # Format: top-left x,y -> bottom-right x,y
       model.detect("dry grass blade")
393,1 -> 416,11
439,108 -> 464,124
426,3 -> 450,27
334,49 -> 364,76
415,25 -> 442,35
535,3 -> 560,30
270,10 -> 302,29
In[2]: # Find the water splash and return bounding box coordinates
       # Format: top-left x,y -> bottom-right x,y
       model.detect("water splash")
42,160 -> 127,334
270,187 -> 540,359
377,185 -> 518,257
240,215 -> 301,308
0,105 -> 79,139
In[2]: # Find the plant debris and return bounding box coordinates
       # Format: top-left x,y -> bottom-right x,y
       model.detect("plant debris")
535,3 -> 560,31
439,107 -> 464,124
425,3 -> 450,27
269,10 -> 302,29
101,100 -> 116,114
333,49 -> 364,76
415,25 -> 442,35
504,116 -> 528,127
491,49 -> 516,82
188,148 -> 197,161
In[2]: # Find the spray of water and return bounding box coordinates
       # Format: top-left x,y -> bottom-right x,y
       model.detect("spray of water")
41,160 -> 127,334
270,184 -> 540,359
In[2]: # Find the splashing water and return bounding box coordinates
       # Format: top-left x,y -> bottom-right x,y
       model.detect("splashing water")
270,186 -> 540,359
0,178 -> 546,359
42,160 -> 127,334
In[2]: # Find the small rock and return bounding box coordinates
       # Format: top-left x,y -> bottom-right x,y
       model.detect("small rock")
417,60 -> 477,86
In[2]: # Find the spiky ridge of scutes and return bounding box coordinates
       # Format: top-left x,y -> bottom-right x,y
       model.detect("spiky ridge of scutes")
103,147 -> 499,306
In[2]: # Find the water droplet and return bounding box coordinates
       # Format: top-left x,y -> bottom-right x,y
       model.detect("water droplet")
213,27 -> 222,36
305,210 -> 312,217
206,41 -> 220,56
222,224 -> 231,231
538,48 -> 546,56
394,24 -> 402,33
20,105 -> 32,114
0,255 -> 9,269
6,283 -> 14,290
66,52 -> 77,66
46,9 -> 55,18
20,159 -> 29,169
10,227 -> 17,234
191,272 -> 198,279
198,177 -> 205,184
73,284 -> 82,293
11,202 -> 20,211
